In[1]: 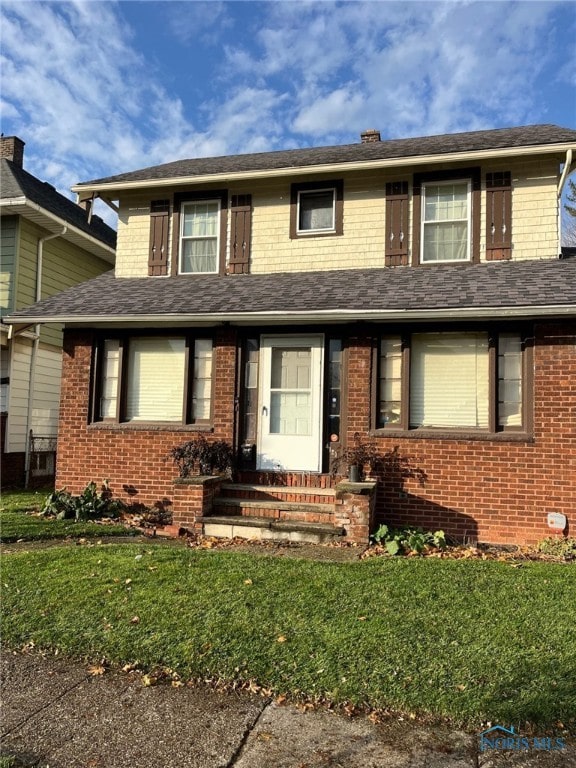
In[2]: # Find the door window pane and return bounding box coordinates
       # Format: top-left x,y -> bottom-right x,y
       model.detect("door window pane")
270,346 -> 312,435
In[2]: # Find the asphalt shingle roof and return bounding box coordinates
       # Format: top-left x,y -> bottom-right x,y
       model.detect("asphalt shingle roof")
6,259 -> 576,323
1,159 -> 116,249
80,124 -> 576,187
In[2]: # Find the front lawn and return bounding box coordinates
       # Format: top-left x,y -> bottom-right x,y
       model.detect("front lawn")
0,489 -> 133,542
2,543 -> 574,730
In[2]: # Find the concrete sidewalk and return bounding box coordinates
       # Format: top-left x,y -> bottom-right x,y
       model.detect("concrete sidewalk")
1,652 -> 573,768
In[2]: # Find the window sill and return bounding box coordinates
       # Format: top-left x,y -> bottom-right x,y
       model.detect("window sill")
370,428 -> 533,443
89,422 -> 213,433
291,230 -> 341,239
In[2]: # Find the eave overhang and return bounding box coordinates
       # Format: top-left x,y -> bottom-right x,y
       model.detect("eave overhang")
5,304 -> 576,331
0,197 -> 115,263
71,142 -> 576,196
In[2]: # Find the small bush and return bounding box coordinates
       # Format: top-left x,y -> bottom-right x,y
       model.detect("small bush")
372,524 -> 446,556
41,481 -> 125,521
537,537 -> 576,559
169,435 -> 234,478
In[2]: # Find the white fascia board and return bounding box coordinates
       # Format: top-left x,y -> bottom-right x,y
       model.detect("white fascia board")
71,142 -> 576,195
5,304 -> 576,328
0,198 -> 115,261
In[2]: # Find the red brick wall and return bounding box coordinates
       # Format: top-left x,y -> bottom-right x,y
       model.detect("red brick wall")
345,323 -> 576,545
56,328 -> 237,512
57,322 -> 575,545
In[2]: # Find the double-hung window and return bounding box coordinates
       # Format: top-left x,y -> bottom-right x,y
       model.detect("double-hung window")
180,200 -> 221,274
421,181 -> 471,262
413,168 -> 480,266
290,180 -> 344,238
94,335 -> 213,425
377,329 -> 530,434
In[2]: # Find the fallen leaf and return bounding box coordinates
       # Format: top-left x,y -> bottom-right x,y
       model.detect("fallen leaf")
277,635 -> 287,643
130,616 -> 140,625
88,664 -> 106,676
456,684 -> 467,691
244,578 -> 253,585
357,616 -> 367,621
125,578 -> 132,585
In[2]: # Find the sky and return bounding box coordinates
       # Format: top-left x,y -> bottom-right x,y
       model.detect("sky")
1,0 -> 575,227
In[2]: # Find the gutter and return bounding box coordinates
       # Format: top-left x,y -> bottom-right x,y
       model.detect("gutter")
5,304 -> 576,328
72,142 -> 576,195
0,197 -> 115,260
558,149 -> 575,252
24,227 -> 67,488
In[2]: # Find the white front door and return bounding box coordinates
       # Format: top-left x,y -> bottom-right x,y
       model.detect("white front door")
257,335 -> 324,472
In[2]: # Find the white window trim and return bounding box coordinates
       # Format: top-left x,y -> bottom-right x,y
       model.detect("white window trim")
179,199 -> 221,274
296,187 -> 336,235
420,179 -> 472,264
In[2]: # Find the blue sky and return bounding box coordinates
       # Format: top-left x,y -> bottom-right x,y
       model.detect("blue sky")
1,0 -> 575,224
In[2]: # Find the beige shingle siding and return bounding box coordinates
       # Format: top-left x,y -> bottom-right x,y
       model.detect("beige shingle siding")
112,157 -> 560,277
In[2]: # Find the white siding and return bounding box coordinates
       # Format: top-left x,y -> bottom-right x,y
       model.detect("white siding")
4,337 -> 61,453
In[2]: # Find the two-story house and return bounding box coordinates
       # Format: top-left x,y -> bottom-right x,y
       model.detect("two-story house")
5,125 -> 576,544
0,136 -> 116,487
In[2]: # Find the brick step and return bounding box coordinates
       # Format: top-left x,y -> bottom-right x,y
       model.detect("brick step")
236,471 -> 337,489
219,483 -> 336,504
199,515 -> 345,544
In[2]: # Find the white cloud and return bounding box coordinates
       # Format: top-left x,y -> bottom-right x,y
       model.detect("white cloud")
0,0 -> 572,234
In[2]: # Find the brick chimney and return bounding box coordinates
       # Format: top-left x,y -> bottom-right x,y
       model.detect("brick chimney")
360,129 -> 381,144
0,136 -> 25,167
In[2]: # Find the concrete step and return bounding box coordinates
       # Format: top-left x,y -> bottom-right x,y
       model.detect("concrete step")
200,515 -> 345,544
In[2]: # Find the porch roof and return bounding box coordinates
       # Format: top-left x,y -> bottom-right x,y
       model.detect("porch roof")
5,258 -> 576,328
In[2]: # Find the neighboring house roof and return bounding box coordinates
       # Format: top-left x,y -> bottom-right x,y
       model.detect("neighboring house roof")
75,124 -> 576,191
1,158 -> 116,259
6,259 -> 576,326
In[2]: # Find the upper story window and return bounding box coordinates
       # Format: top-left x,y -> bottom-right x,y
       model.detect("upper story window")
298,189 -> 335,233
290,180 -> 343,238
94,335 -> 213,425
173,190 -> 228,276
413,168 -> 481,266
421,181 -> 471,263
180,200 -> 221,274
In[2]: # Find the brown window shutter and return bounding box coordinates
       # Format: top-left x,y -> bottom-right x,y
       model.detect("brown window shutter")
486,172 -> 512,261
229,194 -> 252,274
148,200 -> 170,276
385,181 -> 409,266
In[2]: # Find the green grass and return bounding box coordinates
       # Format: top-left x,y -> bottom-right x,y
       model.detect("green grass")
2,543 -> 575,729
0,489 -> 133,542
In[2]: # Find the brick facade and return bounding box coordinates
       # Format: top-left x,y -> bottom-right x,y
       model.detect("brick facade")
57,322 -> 575,545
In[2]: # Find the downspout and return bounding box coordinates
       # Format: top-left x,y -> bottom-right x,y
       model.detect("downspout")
24,226 -> 67,487
558,148 -> 574,254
